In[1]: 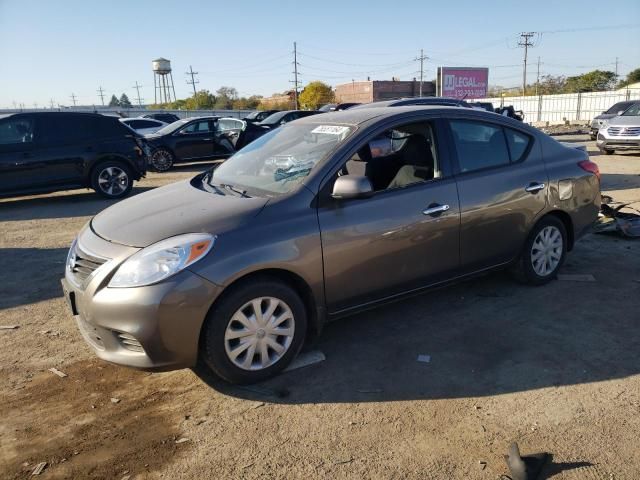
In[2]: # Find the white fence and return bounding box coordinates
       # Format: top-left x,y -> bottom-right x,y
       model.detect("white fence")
471,88 -> 640,125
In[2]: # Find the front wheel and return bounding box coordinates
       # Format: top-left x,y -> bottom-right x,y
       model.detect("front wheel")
150,148 -> 174,172
91,161 -> 133,199
200,277 -> 308,384
510,216 -> 567,285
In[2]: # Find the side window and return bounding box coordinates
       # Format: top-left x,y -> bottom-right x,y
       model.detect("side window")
181,120 -> 211,134
504,128 -> 531,162
0,117 -> 34,144
450,120 -> 510,173
139,120 -> 160,128
38,115 -> 96,144
341,121 -> 440,192
128,120 -> 145,129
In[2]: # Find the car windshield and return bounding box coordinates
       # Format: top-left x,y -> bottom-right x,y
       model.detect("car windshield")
606,102 -> 633,114
259,111 -> 288,124
621,103 -> 640,116
154,118 -> 191,135
208,123 -> 355,196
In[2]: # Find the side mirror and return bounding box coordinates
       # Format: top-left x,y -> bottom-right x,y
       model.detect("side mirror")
331,175 -> 374,200
617,110 -> 625,115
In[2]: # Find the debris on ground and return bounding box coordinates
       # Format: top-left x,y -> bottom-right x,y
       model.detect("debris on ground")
0,325 -> 20,330
48,368 -> 67,378
479,460 -> 487,470
538,124 -> 589,136
110,397 -> 121,404
31,462 -> 47,475
595,199 -> 640,238
284,350 -> 326,372
417,354 -> 431,363
557,274 -> 596,282
175,437 -> 190,444
504,442 -> 549,480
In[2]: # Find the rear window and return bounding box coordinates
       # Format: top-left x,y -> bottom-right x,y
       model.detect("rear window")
450,120 -> 510,172
504,128 -> 531,162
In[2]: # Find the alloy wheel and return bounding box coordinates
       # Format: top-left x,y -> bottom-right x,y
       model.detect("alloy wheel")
530,225 -> 563,276
151,149 -> 172,171
224,297 -> 295,371
97,166 -> 129,197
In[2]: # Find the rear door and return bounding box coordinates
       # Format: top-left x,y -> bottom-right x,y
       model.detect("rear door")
447,116 -> 547,271
173,119 -> 215,159
0,115 -> 36,193
32,114 -> 93,186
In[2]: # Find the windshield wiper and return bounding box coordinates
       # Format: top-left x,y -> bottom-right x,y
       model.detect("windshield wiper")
202,172 -> 227,196
219,183 -> 250,197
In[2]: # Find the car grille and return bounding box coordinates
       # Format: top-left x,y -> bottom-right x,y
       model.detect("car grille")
608,126 -> 640,136
70,245 -> 109,286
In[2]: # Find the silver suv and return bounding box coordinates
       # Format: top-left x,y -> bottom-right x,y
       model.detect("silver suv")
590,100 -> 638,140
596,103 -> 640,155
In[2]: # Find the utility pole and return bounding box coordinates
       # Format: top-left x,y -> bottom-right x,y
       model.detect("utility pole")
50,98 -> 55,109
517,32 -> 536,96
70,93 -> 77,107
415,49 -> 428,97
185,65 -> 199,97
292,41 -> 300,109
97,86 -> 106,106
535,56 -> 541,96
133,81 -> 144,106
615,57 -> 619,82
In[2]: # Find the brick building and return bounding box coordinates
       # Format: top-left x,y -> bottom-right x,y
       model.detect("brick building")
335,80 -> 436,104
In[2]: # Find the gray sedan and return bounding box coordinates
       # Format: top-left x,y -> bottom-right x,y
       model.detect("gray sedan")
61,106 -> 601,384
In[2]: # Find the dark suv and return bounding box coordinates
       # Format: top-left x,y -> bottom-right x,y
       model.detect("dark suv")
0,112 -> 148,199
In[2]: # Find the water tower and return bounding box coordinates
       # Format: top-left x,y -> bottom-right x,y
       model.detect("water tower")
152,58 -> 177,104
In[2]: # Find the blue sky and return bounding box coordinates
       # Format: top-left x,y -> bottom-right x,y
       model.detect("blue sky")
1,0 -> 639,108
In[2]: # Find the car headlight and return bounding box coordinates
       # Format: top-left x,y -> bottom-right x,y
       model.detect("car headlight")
109,233 -> 215,288
600,120 -> 608,128
66,238 -> 78,273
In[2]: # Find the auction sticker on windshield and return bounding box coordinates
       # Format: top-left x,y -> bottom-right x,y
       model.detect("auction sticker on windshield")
311,125 -> 351,135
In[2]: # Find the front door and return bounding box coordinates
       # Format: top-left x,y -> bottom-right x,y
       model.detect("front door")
317,119 -> 460,313
173,119 -> 215,159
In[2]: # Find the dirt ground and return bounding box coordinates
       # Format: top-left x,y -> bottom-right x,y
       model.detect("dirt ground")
1,136 -> 639,479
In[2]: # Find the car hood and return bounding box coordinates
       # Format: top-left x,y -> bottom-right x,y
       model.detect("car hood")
593,113 -> 618,121
606,115 -> 640,127
91,180 -> 268,247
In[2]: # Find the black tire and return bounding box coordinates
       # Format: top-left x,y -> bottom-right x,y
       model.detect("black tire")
510,215 -> 568,286
605,149 -> 615,155
91,160 -> 133,199
150,147 -> 174,172
200,276 -> 308,384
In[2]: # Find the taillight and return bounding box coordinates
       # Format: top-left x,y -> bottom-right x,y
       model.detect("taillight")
578,160 -> 600,180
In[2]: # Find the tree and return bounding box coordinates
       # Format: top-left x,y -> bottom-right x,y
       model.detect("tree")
298,81 -> 334,109
214,86 -> 238,109
119,93 -> 132,108
108,94 -> 120,107
618,67 -> 640,88
184,90 -> 216,110
536,75 -> 567,95
564,70 -> 616,93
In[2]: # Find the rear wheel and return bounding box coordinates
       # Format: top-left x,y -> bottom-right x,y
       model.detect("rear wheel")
150,148 -> 174,171
91,161 -> 133,199
605,149 -> 615,155
200,277 -> 307,384
510,215 -> 567,285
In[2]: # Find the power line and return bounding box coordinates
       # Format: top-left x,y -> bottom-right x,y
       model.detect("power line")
185,65 -> 199,97
70,93 -> 77,107
133,81 -> 144,106
97,86 -> 105,106
517,32 -> 537,95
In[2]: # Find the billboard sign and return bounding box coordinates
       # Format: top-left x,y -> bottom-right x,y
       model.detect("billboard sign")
438,67 -> 489,99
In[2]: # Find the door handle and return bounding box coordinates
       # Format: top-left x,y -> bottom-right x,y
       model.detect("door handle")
423,204 -> 450,216
525,182 -> 545,194
203,138 -> 212,141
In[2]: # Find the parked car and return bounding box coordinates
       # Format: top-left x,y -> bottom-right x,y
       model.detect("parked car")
145,116 -> 236,171
596,102 -> 640,155
496,105 -> 525,122
589,100 -> 638,140
243,110 -> 280,123
120,117 -> 167,135
62,105 -> 600,384
0,112 -> 148,199
352,97 -> 472,109
257,110 -> 321,130
470,102 -> 495,112
141,112 -> 180,124
318,103 -> 361,112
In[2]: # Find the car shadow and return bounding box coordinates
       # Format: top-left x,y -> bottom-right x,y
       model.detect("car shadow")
0,186 -> 155,221
600,173 -> 640,191
0,247 -> 69,309
196,235 -> 639,405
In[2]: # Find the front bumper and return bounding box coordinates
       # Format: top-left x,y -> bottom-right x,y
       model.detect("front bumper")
61,227 -> 222,371
596,137 -> 640,151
